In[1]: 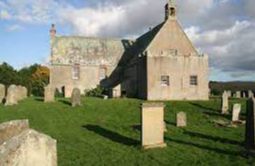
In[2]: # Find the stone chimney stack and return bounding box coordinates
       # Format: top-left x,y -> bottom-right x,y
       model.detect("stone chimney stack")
50,24 -> 56,38
165,0 -> 177,21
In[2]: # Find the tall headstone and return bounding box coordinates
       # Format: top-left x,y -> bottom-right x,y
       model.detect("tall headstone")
236,91 -> 241,98
44,85 -> 55,102
0,120 -> 57,166
112,85 -> 121,98
248,90 -> 254,98
141,103 -> 166,149
71,88 -> 81,107
221,91 -> 229,114
232,104 -> 241,122
0,84 -> 5,104
245,98 -> 255,149
5,85 -> 18,106
176,112 -> 187,127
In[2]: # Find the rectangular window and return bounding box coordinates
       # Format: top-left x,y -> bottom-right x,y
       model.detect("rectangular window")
190,75 -> 198,86
72,64 -> 80,80
161,75 -> 170,86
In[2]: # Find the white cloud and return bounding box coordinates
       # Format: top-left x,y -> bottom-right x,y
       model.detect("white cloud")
6,24 -> 23,31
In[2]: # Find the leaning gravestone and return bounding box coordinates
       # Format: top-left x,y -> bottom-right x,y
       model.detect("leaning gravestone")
245,98 -> 255,149
232,104 -> 241,122
0,84 -> 5,104
221,91 -> 229,114
5,85 -> 18,106
177,112 -> 187,127
141,103 -> 166,149
0,120 -> 57,166
44,85 -> 55,102
71,88 -> 81,107
227,91 -> 232,98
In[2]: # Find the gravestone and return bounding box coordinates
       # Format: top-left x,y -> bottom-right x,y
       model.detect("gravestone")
245,98 -> 255,149
0,120 -> 57,166
236,91 -> 241,98
232,104 -> 241,122
71,88 -> 81,107
227,91 -> 232,98
112,85 -> 121,98
5,85 -> 18,106
44,85 -> 55,102
0,84 -> 5,103
221,91 -> 229,114
248,90 -> 254,98
177,112 -> 187,127
141,103 -> 166,149
242,92 -> 247,98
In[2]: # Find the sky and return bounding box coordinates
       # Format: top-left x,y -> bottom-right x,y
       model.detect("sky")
0,0 -> 255,81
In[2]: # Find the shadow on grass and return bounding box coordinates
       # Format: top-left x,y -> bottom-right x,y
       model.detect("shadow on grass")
34,97 -> 44,102
190,102 -> 219,112
59,99 -> 71,106
165,137 -> 246,157
184,131 -> 243,146
165,120 -> 176,126
83,125 -> 139,146
131,124 -> 141,131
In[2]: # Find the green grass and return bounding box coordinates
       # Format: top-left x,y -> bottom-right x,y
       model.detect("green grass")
0,97 -> 254,166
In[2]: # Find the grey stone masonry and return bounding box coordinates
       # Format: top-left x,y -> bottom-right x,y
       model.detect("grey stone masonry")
0,120 -> 57,166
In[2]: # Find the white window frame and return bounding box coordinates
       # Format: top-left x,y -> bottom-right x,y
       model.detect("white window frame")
190,75 -> 198,86
161,75 -> 170,87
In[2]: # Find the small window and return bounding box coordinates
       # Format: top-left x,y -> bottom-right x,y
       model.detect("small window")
99,66 -> 107,80
190,75 -> 198,86
161,76 -> 170,86
72,64 -> 80,80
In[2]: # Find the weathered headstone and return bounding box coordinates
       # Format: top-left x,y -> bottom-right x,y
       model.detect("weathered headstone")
248,90 -> 254,98
227,90 -> 232,98
0,120 -> 57,166
232,104 -> 241,122
44,85 -> 55,102
221,91 -> 229,114
245,98 -> 255,149
5,85 -> 18,106
177,112 -> 187,127
141,103 -> 166,149
236,91 -> 241,98
0,84 -> 5,103
112,85 -> 121,98
71,88 -> 81,107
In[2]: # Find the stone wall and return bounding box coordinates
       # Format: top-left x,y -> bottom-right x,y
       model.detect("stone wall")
146,55 -> 209,100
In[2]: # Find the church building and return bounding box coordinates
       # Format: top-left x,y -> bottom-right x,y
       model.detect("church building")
49,0 -> 209,100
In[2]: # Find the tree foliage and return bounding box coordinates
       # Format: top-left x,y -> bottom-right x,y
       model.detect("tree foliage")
0,62 -> 49,96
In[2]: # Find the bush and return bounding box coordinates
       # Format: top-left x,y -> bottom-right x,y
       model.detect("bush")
85,85 -> 105,97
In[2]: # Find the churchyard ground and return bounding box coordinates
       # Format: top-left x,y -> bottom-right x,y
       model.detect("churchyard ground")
0,97 -> 254,165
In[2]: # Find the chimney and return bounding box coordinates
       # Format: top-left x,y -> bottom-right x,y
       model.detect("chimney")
50,24 -> 56,38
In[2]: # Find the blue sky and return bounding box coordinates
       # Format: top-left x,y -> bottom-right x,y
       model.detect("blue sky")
0,0 -> 255,81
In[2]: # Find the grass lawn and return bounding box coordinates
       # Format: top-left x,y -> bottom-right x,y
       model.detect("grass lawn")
0,97 -> 254,166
